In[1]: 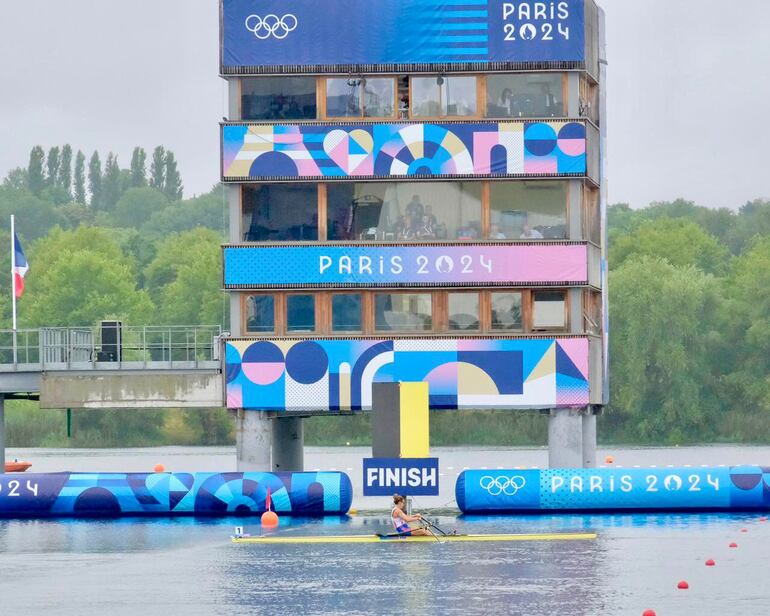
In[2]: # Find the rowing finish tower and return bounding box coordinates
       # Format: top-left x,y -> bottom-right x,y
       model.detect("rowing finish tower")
219,0 -> 608,470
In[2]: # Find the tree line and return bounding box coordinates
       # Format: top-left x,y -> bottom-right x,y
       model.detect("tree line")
3,143 -> 770,447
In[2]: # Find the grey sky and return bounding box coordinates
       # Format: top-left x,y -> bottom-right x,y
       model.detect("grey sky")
1,0 -> 768,208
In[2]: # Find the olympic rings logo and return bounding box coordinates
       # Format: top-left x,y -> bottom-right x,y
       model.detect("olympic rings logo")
245,14 -> 298,40
479,475 -> 526,496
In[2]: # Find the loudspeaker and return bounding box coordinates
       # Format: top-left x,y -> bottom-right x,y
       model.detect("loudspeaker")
99,320 -> 123,362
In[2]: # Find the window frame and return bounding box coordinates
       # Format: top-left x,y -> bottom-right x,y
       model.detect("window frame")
484,73 -> 569,120
408,75 -> 482,120
321,76 -> 399,121
238,75 -> 319,122
373,291 -> 434,334
530,289 -> 570,332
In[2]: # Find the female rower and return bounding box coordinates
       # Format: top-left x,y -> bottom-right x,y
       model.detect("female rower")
391,494 -> 433,536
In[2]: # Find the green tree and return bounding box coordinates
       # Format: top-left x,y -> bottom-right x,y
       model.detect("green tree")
3,168 -> 27,191
149,146 -> 165,191
59,144 -> 73,199
130,147 -> 147,188
101,152 -> 122,211
112,187 -> 169,228
46,146 -> 60,187
607,257 -> 722,443
144,228 -> 225,326
0,186 -> 67,240
73,150 -> 87,205
719,237 -> 770,419
144,185 -> 226,238
163,150 -> 183,201
610,218 -> 731,276
88,151 -> 102,210
22,227 -> 153,327
27,146 -> 46,196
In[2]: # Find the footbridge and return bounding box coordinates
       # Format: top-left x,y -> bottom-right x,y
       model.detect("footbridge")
0,325 -> 223,409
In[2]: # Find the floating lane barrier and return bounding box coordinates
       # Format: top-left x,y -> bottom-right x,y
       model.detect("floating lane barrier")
456,466 -> 770,514
0,472 -> 352,518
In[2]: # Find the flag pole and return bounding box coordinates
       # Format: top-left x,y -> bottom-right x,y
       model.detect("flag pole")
10,215 -> 17,364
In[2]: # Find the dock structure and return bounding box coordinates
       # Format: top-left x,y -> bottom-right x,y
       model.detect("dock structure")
220,0 -> 608,470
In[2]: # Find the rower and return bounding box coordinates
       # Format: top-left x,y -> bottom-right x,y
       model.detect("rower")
391,494 -> 434,537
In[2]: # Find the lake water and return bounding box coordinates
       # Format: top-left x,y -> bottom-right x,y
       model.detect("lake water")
2,445 -> 770,615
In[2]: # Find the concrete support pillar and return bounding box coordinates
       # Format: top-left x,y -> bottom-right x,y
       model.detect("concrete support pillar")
548,408 -> 583,469
272,417 -> 304,472
0,396 -> 5,467
582,411 -> 597,468
235,409 -> 272,471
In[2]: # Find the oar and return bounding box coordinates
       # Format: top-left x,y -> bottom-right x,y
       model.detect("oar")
422,518 -> 452,536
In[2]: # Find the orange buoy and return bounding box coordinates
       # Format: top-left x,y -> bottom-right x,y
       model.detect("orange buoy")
261,510 -> 279,527
729,542 -> 738,548
153,464 -> 165,473
677,581 -> 689,590
604,455 -> 615,464
705,559 -> 715,567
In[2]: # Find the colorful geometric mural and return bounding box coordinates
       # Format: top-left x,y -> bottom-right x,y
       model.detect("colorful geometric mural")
223,244 -> 589,288
0,472 -> 352,517
225,337 -> 590,411
222,121 -> 587,181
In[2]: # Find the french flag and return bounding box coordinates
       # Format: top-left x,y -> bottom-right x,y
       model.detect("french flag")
13,232 -> 28,298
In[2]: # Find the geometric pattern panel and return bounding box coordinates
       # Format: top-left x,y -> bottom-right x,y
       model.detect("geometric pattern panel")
222,121 -> 587,181
225,337 -> 590,411
0,472 -> 353,518
223,244 -> 590,289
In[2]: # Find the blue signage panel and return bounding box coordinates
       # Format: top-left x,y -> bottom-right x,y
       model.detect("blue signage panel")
223,244 -> 588,288
454,467 -> 768,513
364,458 -> 440,496
222,0 -> 585,70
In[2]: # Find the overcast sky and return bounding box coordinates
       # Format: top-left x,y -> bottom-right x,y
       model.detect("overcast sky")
1,1 -> 768,209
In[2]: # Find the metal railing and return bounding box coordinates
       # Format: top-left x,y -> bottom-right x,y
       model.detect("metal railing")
0,326 -> 222,371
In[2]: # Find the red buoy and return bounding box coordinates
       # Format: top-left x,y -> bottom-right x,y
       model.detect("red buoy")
759,516 -> 767,522
729,542 -> 738,548
677,581 -> 689,590
642,610 -> 657,616
705,559 -> 715,566
153,463 -> 165,473
740,528 -> 748,533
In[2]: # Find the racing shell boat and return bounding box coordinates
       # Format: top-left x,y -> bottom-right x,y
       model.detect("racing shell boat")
231,531 -> 597,544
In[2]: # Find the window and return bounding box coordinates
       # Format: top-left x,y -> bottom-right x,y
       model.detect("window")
491,292 -> 523,331
243,185 -> 318,242
448,293 -> 480,332
583,185 -> 600,244
326,78 -> 395,118
533,291 -> 567,329
332,294 -> 362,332
489,182 -> 568,240
286,295 -> 316,332
327,182 -> 482,242
241,77 -> 317,121
375,293 -> 432,332
246,295 -> 275,334
411,76 -> 477,117
584,291 -> 602,335
486,74 -> 564,118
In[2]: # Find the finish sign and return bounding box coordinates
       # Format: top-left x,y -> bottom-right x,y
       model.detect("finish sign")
363,458 -> 440,497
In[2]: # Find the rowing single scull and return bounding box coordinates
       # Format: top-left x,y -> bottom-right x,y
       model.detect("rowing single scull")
231,532 -> 597,544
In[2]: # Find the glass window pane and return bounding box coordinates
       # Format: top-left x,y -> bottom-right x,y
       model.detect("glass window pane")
326,78 -> 362,118
363,78 -> 395,118
491,293 -> 522,331
533,291 -> 566,329
489,182 -> 567,240
411,77 -> 441,117
486,74 -> 564,119
448,293 -> 480,331
246,296 -> 275,333
243,185 -> 318,242
287,295 -> 316,332
332,294 -> 362,332
444,76 -> 477,117
375,293 -> 432,332
241,77 -> 317,121
327,182 -> 481,242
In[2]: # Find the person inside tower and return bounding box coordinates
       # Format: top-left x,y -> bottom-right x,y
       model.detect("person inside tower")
417,214 -> 435,239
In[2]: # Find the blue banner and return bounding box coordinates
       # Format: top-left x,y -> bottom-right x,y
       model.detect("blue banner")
456,466 -> 770,513
222,0 -> 585,70
364,458 -> 440,496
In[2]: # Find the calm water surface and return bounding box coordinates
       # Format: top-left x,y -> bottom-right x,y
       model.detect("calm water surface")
2,445 -> 769,615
